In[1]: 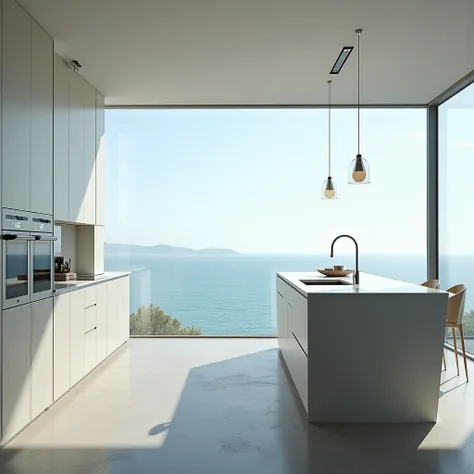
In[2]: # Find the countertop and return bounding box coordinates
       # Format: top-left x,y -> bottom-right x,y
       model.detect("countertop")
53,272 -> 130,296
277,272 -> 448,298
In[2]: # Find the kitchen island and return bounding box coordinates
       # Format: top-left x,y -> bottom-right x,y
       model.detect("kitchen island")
277,272 -> 448,423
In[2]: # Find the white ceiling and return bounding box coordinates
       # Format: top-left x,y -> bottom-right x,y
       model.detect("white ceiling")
18,0 -> 474,106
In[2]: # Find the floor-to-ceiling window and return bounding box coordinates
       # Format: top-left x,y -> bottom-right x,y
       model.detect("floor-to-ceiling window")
105,108 -> 427,336
439,83 -> 474,354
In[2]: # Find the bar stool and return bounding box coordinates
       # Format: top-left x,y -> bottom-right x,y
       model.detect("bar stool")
421,279 -> 440,289
446,284 -> 468,382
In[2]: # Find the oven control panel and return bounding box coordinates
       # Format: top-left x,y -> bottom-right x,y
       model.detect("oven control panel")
31,213 -> 53,233
2,208 -> 31,231
1,209 -> 53,233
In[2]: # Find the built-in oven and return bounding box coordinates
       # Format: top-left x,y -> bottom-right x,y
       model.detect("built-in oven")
2,209 -> 56,309
30,214 -> 56,302
2,210 -> 34,309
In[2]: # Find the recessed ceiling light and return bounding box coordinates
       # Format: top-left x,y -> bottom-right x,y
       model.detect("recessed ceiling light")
330,46 -> 354,75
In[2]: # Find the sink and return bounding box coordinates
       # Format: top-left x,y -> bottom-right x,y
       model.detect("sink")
300,279 -> 352,286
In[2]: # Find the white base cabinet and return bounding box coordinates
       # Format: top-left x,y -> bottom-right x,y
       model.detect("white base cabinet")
106,277 -> 130,356
1,277 -> 130,444
30,298 -> 53,420
54,294 -> 71,401
84,330 -> 98,375
97,283 -> 108,363
2,299 -> 55,443
2,305 -> 31,442
276,276 -> 308,413
58,278 -> 128,393
54,275 -> 129,386
69,290 -> 85,386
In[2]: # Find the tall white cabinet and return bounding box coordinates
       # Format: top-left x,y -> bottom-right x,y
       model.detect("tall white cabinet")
83,83 -> 97,224
54,55 -> 103,225
69,72 -> 85,223
2,0 -> 31,212
54,55 -> 70,221
30,20 -> 54,215
95,92 -> 106,225
2,0 -> 53,215
0,0 -> 115,446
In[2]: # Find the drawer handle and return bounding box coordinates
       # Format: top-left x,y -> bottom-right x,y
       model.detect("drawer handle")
84,326 -> 97,335
84,303 -> 97,310
292,331 -> 308,358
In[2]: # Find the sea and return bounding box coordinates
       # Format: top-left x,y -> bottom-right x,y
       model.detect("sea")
104,253 -> 473,336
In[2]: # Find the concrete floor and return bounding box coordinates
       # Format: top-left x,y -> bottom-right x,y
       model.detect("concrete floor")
1,338 -> 474,474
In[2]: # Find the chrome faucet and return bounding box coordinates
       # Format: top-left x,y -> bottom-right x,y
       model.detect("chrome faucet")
330,235 -> 360,285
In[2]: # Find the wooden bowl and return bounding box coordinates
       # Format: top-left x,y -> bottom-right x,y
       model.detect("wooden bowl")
317,269 -> 353,277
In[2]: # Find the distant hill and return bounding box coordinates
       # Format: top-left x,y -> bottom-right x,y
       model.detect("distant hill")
105,242 -> 239,256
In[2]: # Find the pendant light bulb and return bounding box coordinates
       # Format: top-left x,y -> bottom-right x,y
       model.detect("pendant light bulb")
322,80 -> 337,199
352,154 -> 367,182
323,177 -> 336,199
349,28 -> 370,185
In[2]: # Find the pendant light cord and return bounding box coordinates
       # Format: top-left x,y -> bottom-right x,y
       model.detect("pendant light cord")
328,80 -> 332,176
356,30 -> 361,155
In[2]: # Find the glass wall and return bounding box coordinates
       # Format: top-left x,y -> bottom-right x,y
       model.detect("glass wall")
105,108 -> 427,336
439,83 -> 474,354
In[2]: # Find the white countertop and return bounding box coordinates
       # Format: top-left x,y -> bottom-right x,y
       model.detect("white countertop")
277,272 -> 447,298
54,272 -> 130,296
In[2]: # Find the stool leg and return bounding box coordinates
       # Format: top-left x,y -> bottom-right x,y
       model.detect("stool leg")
459,324 -> 469,382
442,349 -> 447,371
452,327 -> 460,376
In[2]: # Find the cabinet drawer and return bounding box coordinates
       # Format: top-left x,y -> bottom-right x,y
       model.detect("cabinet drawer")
287,286 -> 308,356
277,276 -> 290,300
84,329 -> 98,375
84,305 -> 98,334
285,329 -> 308,413
83,285 -> 98,308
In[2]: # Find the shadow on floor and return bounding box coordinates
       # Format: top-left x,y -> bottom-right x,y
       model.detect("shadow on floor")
0,347 -> 472,474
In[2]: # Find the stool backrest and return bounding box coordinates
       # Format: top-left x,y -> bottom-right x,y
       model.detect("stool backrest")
421,279 -> 440,289
446,284 -> 467,324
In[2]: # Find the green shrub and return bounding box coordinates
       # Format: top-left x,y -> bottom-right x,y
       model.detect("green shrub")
462,309 -> 474,337
446,309 -> 474,339
130,304 -> 202,336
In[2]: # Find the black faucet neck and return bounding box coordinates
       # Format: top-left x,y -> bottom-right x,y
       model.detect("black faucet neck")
330,234 -> 360,284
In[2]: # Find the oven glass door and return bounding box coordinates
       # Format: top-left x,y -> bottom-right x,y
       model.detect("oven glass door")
4,236 -> 31,308
31,238 -> 53,299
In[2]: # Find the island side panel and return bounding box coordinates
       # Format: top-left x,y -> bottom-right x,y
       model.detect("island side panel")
277,276 -> 309,414
307,292 -> 447,423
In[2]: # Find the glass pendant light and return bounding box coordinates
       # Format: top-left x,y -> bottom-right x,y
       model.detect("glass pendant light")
348,29 -> 370,184
322,80 -> 337,199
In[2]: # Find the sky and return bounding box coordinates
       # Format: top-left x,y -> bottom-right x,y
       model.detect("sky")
105,107 -> 430,255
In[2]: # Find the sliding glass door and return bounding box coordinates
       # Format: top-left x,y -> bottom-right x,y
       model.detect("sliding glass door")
439,83 -> 474,354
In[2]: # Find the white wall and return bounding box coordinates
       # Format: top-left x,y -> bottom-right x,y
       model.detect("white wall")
58,224 -> 77,272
